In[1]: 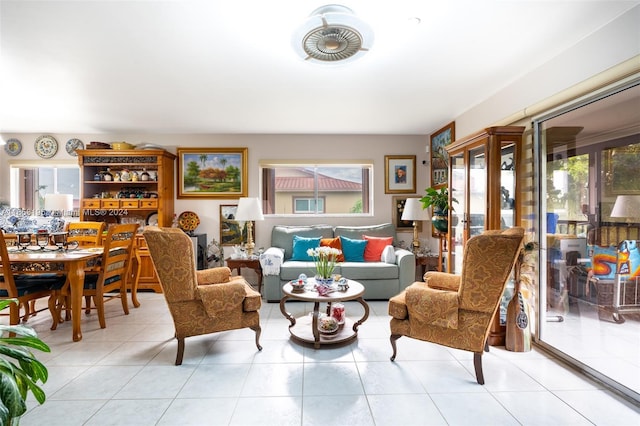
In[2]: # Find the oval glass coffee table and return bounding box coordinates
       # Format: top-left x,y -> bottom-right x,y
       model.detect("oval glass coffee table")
279,279 -> 370,349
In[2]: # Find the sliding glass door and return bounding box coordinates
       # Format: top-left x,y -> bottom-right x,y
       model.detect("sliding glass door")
534,79 -> 640,402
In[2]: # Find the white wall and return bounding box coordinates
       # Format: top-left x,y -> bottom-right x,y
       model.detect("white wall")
0,133 -> 429,250
454,5 -> 640,138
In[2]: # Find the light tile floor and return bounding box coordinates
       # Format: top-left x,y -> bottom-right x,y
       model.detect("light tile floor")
11,293 -> 640,426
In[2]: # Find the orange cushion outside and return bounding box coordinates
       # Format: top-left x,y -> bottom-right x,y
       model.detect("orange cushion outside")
363,235 -> 394,262
320,237 -> 344,262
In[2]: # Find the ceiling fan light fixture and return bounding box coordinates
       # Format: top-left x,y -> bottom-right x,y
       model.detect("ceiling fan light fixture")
293,4 -> 374,64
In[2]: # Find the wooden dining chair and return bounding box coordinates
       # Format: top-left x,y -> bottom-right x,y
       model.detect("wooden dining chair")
53,223 -> 138,329
67,221 -> 106,314
67,221 -> 106,247
0,231 -> 62,326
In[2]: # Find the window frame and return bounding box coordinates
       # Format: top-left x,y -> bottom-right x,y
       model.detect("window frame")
8,160 -> 80,215
259,160 -> 373,217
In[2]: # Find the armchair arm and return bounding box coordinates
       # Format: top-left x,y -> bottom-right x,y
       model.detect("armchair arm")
196,281 -> 246,319
424,271 -> 461,291
395,248 -> 416,290
259,247 -> 285,276
196,267 -> 232,285
405,282 -> 459,329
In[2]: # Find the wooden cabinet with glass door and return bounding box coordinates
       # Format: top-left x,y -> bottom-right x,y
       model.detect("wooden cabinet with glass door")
77,149 -> 176,293
445,126 -> 524,346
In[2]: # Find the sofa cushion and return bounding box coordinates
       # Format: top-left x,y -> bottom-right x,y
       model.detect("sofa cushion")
381,245 -> 396,264
334,223 -> 397,245
589,244 -> 618,279
271,225 -> 334,260
340,262 -> 398,280
363,235 -> 394,262
320,237 -> 345,262
340,236 -> 367,262
280,261 -> 327,281
290,235 -> 320,261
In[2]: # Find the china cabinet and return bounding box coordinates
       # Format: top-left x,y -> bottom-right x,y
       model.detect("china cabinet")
445,126 -> 524,345
77,149 -> 176,292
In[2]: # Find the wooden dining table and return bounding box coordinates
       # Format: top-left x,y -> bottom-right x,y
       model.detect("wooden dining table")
7,247 -> 103,342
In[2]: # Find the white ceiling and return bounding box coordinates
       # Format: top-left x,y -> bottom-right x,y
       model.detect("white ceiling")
1,0 -> 638,136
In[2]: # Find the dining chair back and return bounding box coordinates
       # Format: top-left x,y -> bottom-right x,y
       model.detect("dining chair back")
66,221 -> 106,315
0,231 -> 60,326
55,223 -> 138,329
67,221 -> 105,247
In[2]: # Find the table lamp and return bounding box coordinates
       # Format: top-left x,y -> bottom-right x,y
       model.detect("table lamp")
610,195 -> 640,224
401,198 -> 430,254
235,197 -> 264,257
44,193 -> 73,217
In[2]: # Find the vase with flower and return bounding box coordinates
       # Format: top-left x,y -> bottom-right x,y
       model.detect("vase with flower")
306,246 -> 342,285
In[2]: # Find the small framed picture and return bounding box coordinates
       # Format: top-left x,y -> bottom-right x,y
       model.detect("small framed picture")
385,155 -> 416,194
219,204 -> 252,246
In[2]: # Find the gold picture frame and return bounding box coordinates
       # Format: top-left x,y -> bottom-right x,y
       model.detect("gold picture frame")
430,121 -> 455,188
177,147 -> 248,198
385,155 -> 416,194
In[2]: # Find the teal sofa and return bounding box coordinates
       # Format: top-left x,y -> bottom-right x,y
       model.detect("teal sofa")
260,223 -> 415,302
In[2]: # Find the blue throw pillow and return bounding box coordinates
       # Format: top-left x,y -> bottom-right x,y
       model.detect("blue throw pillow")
340,236 -> 367,262
290,235 -> 321,261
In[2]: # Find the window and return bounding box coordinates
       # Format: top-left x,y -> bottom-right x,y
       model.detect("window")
9,163 -> 80,214
294,197 -> 325,213
260,162 -> 372,215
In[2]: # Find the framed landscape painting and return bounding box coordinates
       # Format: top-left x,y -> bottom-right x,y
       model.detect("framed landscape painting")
219,204 -> 251,246
431,122 -> 455,188
178,148 -> 248,198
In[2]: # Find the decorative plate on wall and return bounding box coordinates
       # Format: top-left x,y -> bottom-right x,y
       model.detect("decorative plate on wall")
34,135 -> 59,159
178,211 -> 200,232
4,138 -> 22,156
65,138 -> 84,156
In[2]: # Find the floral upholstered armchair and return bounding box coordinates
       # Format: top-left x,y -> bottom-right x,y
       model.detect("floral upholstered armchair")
143,227 -> 262,365
388,227 -> 524,384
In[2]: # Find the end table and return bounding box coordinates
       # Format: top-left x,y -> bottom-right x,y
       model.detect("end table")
416,255 -> 439,278
226,257 -> 263,295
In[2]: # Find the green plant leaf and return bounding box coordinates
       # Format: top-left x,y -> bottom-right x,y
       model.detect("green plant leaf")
0,401 -> 9,426
0,374 -> 27,420
0,324 -> 38,338
0,298 -> 49,424
0,336 -> 50,353
25,379 -> 46,405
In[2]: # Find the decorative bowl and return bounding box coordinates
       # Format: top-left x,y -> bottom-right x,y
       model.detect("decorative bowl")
318,316 -> 339,334
290,281 -> 305,292
111,142 -> 135,150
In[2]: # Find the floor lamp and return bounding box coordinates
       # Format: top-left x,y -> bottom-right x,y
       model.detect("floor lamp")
235,197 -> 264,257
401,198 -> 430,254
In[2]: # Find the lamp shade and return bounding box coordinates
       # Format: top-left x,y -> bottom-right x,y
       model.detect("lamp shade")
401,198 -> 430,221
610,195 -> 640,218
235,197 -> 264,221
44,193 -> 73,214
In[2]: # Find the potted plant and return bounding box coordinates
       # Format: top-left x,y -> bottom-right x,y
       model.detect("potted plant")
0,299 -> 50,425
419,187 -> 458,233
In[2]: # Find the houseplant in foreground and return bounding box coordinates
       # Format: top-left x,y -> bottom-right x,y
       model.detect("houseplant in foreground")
0,299 -> 50,425
419,187 -> 458,233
